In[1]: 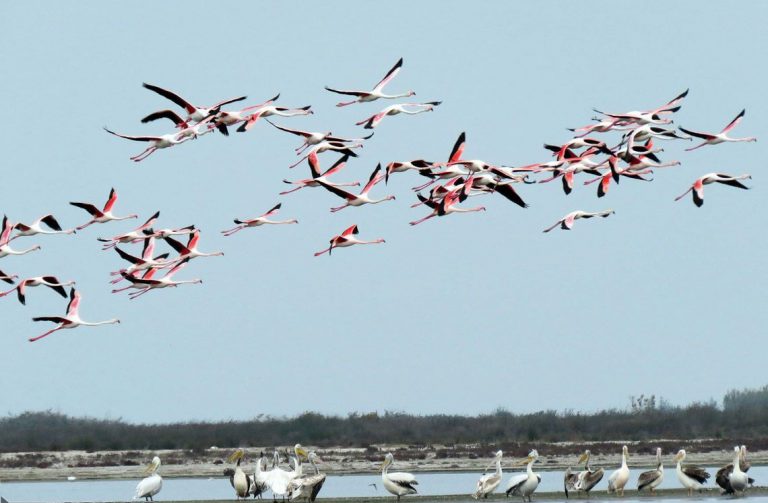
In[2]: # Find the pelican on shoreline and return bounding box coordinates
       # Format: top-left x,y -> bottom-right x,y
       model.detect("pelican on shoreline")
674,449 -> 710,496
289,451 -> 326,502
716,445 -> 754,494
473,450 -> 503,499
566,450 -> 603,498
228,449 -> 253,499
134,456 -> 162,501
607,445 -> 630,496
268,445 -> 308,499
637,447 -> 664,494
505,449 -> 540,502
381,452 -> 418,501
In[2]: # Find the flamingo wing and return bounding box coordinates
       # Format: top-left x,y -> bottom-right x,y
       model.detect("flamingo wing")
721,109 -> 746,133
65,288 -> 81,317
373,57 -> 404,91
143,83 -> 196,113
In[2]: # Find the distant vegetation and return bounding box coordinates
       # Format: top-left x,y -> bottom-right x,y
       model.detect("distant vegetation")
2,386 -> 768,453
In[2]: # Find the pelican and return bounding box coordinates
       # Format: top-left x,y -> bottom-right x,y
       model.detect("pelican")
381,452 -> 418,501
716,445 -> 754,494
228,449 -> 253,499
289,451 -> 326,502
566,450 -> 603,498
637,447 -> 664,494
473,450 -> 503,499
134,456 -> 162,501
268,445 -> 308,500
724,446 -> 749,495
252,451 -> 269,498
505,449 -> 540,502
607,445 -> 630,496
674,449 -> 710,496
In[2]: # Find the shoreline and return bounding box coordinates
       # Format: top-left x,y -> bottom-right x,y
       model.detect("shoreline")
1,445 -> 766,483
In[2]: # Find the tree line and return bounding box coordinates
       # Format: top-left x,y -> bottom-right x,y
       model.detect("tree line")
2,385 -> 767,453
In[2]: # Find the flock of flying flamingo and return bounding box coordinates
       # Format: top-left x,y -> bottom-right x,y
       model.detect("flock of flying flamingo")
130,444 -> 754,501
1,57 -> 756,342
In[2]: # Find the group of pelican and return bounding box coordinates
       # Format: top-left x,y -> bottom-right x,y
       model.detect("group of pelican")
225,446 -> 326,502
130,446 -> 753,502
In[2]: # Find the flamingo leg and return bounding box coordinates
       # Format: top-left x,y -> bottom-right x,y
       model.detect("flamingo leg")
132,147 -> 157,162
412,179 -> 437,192
221,226 -> 245,237
409,213 -> 436,226
279,185 -> 305,195
684,142 -> 708,152
129,288 -> 153,300
130,146 -> 155,161
75,220 -> 96,231
330,204 -> 350,213
29,325 -> 64,342
288,155 -> 309,169
313,247 -> 331,257
295,141 -> 310,153
336,100 -> 358,107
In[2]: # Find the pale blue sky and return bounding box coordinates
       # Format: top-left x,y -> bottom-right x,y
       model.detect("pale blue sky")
1,1 -> 765,423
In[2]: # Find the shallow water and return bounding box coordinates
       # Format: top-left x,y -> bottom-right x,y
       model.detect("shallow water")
0,466 -> 764,502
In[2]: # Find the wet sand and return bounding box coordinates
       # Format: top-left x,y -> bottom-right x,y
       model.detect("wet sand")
1,445 -> 766,482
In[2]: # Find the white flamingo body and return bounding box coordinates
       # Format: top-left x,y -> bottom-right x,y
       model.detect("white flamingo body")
29,287 -> 120,342
104,127 -> 193,162
11,214 -> 74,240
69,188 -> 138,231
317,163 -> 395,212
543,209 -> 614,233
116,258 -> 201,299
680,109 -> 757,151
281,153 -> 360,195
0,276 -> 74,305
325,58 -> 414,107
674,173 -> 751,207
222,203 -> 298,236
163,230 -> 224,262
97,211 -> 159,250
314,224 -> 385,256
356,102 -> 441,129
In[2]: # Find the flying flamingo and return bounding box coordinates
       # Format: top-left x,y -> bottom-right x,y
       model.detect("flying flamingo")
583,162 -> 653,198
384,160 -> 435,184
140,110 -> 217,139
317,164 -> 395,212
164,230 -> 224,261
111,268 -> 160,294
104,127 -> 193,162
593,89 -> 689,125
110,237 -> 172,284
325,57 -> 415,107
69,188 -> 138,231
145,225 -> 196,240
356,102 -> 441,129
142,82 -> 247,123
29,288 -> 120,342
209,94 -> 281,135
409,190 -> 486,226
11,214 -> 75,241
221,203 -> 298,236
266,119 -> 373,154
568,117 -> 631,138
0,270 -> 18,284
679,110 -> 757,151
0,276 -> 75,305
280,153 -> 360,195
236,104 -> 313,132
411,132 -> 467,191
287,141 -> 363,169
97,211 -> 159,250
674,173 -> 751,207
116,258 -> 202,300
0,216 -> 41,259
314,224 -> 385,256
542,209 -> 615,233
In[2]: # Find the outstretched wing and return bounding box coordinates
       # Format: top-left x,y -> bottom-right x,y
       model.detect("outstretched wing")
143,83 -> 195,113
373,57 -> 404,91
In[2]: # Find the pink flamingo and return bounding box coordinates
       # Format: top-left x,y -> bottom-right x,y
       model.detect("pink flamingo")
0,269 -> 18,284
314,224 -> 385,256
97,211 -> 159,250
409,190 -> 486,226
0,276 -> 75,305
164,230 -> 224,262
142,82 -> 247,123
29,288 -> 120,342
317,164 -> 395,212
542,210 -> 615,233
281,153 -> 360,195
116,258 -> 201,300
679,110 -> 757,151
110,237 -> 173,284
69,188 -> 138,231
356,102 -> 441,129
11,214 -> 75,241
104,127 -> 194,162
221,203 -> 298,236
0,216 -> 41,259
674,173 -> 751,207
325,57 -> 415,107
266,119 -> 373,154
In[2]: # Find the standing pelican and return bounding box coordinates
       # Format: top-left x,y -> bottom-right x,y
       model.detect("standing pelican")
228,449 -> 253,499
381,452 -> 418,501
252,451 -> 269,499
607,446 -> 630,496
674,449 -> 710,496
716,445 -> 753,494
289,451 -> 326,502
567,450 -> 603,498
637,447 -> 664,494
505,449 -> 540,502
473,450 -> 503,499
722,446 -> 749,495
268,445 -> 308,500
134,456 -> 162,501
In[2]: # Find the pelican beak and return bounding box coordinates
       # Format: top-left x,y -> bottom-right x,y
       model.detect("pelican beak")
143,462 -> 156,475
517,456 -> 533,466
296,447 -> 308,460
577,453 -> 588,464
227,450 -> 243,463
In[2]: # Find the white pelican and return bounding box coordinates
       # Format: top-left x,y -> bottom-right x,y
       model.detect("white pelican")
637,447 -> 664,494
674,449 -> 710,496
381,452 -> 418,501
289,451 -> 326,502
567,450 -> 603,498
134,456 -> 162,501
228,449 -> 252,499
607,445 -> 630,496
268,445 -> 308,499
252,451 -> 269,498
726,446 -> 749,495
716,445 -> 753,494
472,450 -> 503,499
505,449 -> 540,502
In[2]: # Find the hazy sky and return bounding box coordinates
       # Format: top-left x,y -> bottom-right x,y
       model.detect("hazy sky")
1,1 -> 765,424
